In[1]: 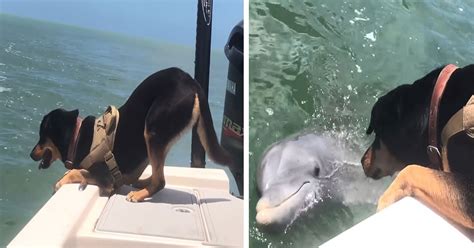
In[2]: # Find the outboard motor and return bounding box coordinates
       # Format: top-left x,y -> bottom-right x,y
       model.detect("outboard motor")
221,21 -> 243,195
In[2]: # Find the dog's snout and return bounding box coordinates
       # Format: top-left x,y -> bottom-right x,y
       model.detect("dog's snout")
361,147 -> 374,176
371,168 -> 382,179
361,148 -> 371,167
30,145 -> 41,161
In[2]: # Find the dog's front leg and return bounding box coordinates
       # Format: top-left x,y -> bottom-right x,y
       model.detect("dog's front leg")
377,164 -> 473,230
54,169 -> 95,192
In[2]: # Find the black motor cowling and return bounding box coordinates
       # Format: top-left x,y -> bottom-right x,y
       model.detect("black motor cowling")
221,21 -> 243,195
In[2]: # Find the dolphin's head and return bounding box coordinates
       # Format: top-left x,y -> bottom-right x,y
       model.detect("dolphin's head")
255,134 -> 338,230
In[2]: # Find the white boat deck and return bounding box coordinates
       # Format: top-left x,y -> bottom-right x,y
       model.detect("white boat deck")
321,197 -> 472,248
8,166 -> 243,248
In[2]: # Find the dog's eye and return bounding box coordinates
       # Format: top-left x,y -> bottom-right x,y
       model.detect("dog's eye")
366,125 -> 374,135
372,137 -> 381,149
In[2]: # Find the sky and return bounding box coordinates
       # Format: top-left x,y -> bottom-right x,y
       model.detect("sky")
0,0 -> 243,49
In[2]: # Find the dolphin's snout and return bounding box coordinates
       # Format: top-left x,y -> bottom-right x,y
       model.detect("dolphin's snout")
256,198 -> 270,213
255,197 -> 284,228
255,182 -> 313,230
255,198 -> 269,225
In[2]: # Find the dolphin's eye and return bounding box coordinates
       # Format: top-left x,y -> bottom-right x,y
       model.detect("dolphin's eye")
313,167 -> 320,177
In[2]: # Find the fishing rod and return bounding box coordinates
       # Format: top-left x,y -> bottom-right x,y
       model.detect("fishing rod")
191,0 -> 213,168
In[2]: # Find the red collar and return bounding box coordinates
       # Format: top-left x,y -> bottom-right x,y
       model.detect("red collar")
427,64 -> 458,169
65,117 -> 82,169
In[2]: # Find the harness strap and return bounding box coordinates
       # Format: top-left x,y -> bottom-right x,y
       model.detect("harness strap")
79,106 -> 122,188
65,117 -> 83,169
426,64 -> 458,169
440,95 -> 474,172
104,151 -> 123,187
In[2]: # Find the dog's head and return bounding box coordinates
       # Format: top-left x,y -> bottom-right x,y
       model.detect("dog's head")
30,109 -> 79,169
361,84 -> 430,179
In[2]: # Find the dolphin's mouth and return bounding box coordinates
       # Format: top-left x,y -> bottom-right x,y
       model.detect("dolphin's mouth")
256,181 -> 310,211
255,181 -> 312,228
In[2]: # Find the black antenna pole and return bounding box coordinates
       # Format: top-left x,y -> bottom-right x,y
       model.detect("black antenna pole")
191,0 -> 213,168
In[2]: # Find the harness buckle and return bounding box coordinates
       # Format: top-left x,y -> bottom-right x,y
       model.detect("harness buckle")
97,118 -> 106,130
104,151 -> 114,164
64,160 -> 74,170
467,127 -> 474,138
426,145 -> 442,169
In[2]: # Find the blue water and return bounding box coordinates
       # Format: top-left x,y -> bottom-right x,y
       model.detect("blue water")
0,14 -> 236,246
249,0 -> 474,246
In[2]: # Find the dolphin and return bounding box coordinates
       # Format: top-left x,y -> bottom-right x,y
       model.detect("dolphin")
256,133 -> 346,230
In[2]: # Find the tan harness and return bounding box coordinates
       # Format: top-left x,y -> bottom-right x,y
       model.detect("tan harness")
439,95 -> 474,172
79,105 -> 123,188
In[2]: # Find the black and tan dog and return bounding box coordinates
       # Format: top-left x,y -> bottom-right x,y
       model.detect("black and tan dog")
361,64 -> 474,234
30,67 -> 234,202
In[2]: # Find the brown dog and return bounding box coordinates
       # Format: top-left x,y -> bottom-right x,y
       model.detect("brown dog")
361,65 -> 474,235
30,68 -> 235,201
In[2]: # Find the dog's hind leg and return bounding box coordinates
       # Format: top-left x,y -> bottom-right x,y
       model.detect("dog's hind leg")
131,176 -> 152,189
126,139 -> 166,202
126,93 -> 199,202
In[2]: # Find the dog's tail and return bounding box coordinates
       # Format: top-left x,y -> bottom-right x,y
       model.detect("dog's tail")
195,89 -> 233,167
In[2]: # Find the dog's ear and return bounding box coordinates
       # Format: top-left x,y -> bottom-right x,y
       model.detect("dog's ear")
67,109 -> 79,120
367,85 -> 409,136
366,121 -> 374,135
365,97 -> 384,135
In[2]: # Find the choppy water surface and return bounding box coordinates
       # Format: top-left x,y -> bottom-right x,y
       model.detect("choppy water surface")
0,14 -> 234,246
249,0 -> 474,246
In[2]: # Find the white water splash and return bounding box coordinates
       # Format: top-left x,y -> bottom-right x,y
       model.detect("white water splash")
364,32 -> 376,42
329,162 -> 392,206
5,42 -> 16,54
0,86 -> 12,92
265,107 -> 274,116
284,190 -> 322,233
349,17 -> 370,24
354,17 -> 369,22
4,42 -> 32,60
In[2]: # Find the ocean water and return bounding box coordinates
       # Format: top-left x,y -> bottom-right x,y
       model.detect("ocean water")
249,0 -> 474,247
0,14 -> 235,246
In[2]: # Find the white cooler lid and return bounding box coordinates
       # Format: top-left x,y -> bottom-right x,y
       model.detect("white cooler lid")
95,184 -> 243,247
96,186 -> 205,241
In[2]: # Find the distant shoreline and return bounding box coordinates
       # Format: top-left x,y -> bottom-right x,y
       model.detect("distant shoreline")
0,13 -> 225,54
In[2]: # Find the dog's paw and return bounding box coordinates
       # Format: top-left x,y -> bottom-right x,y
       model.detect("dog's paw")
126,190 -> 146,203
54,181 -> 63,193
78,181 -> 88,191
376,188 -> 405,212
53,171 -> 71,192
376,197 -> 391,212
